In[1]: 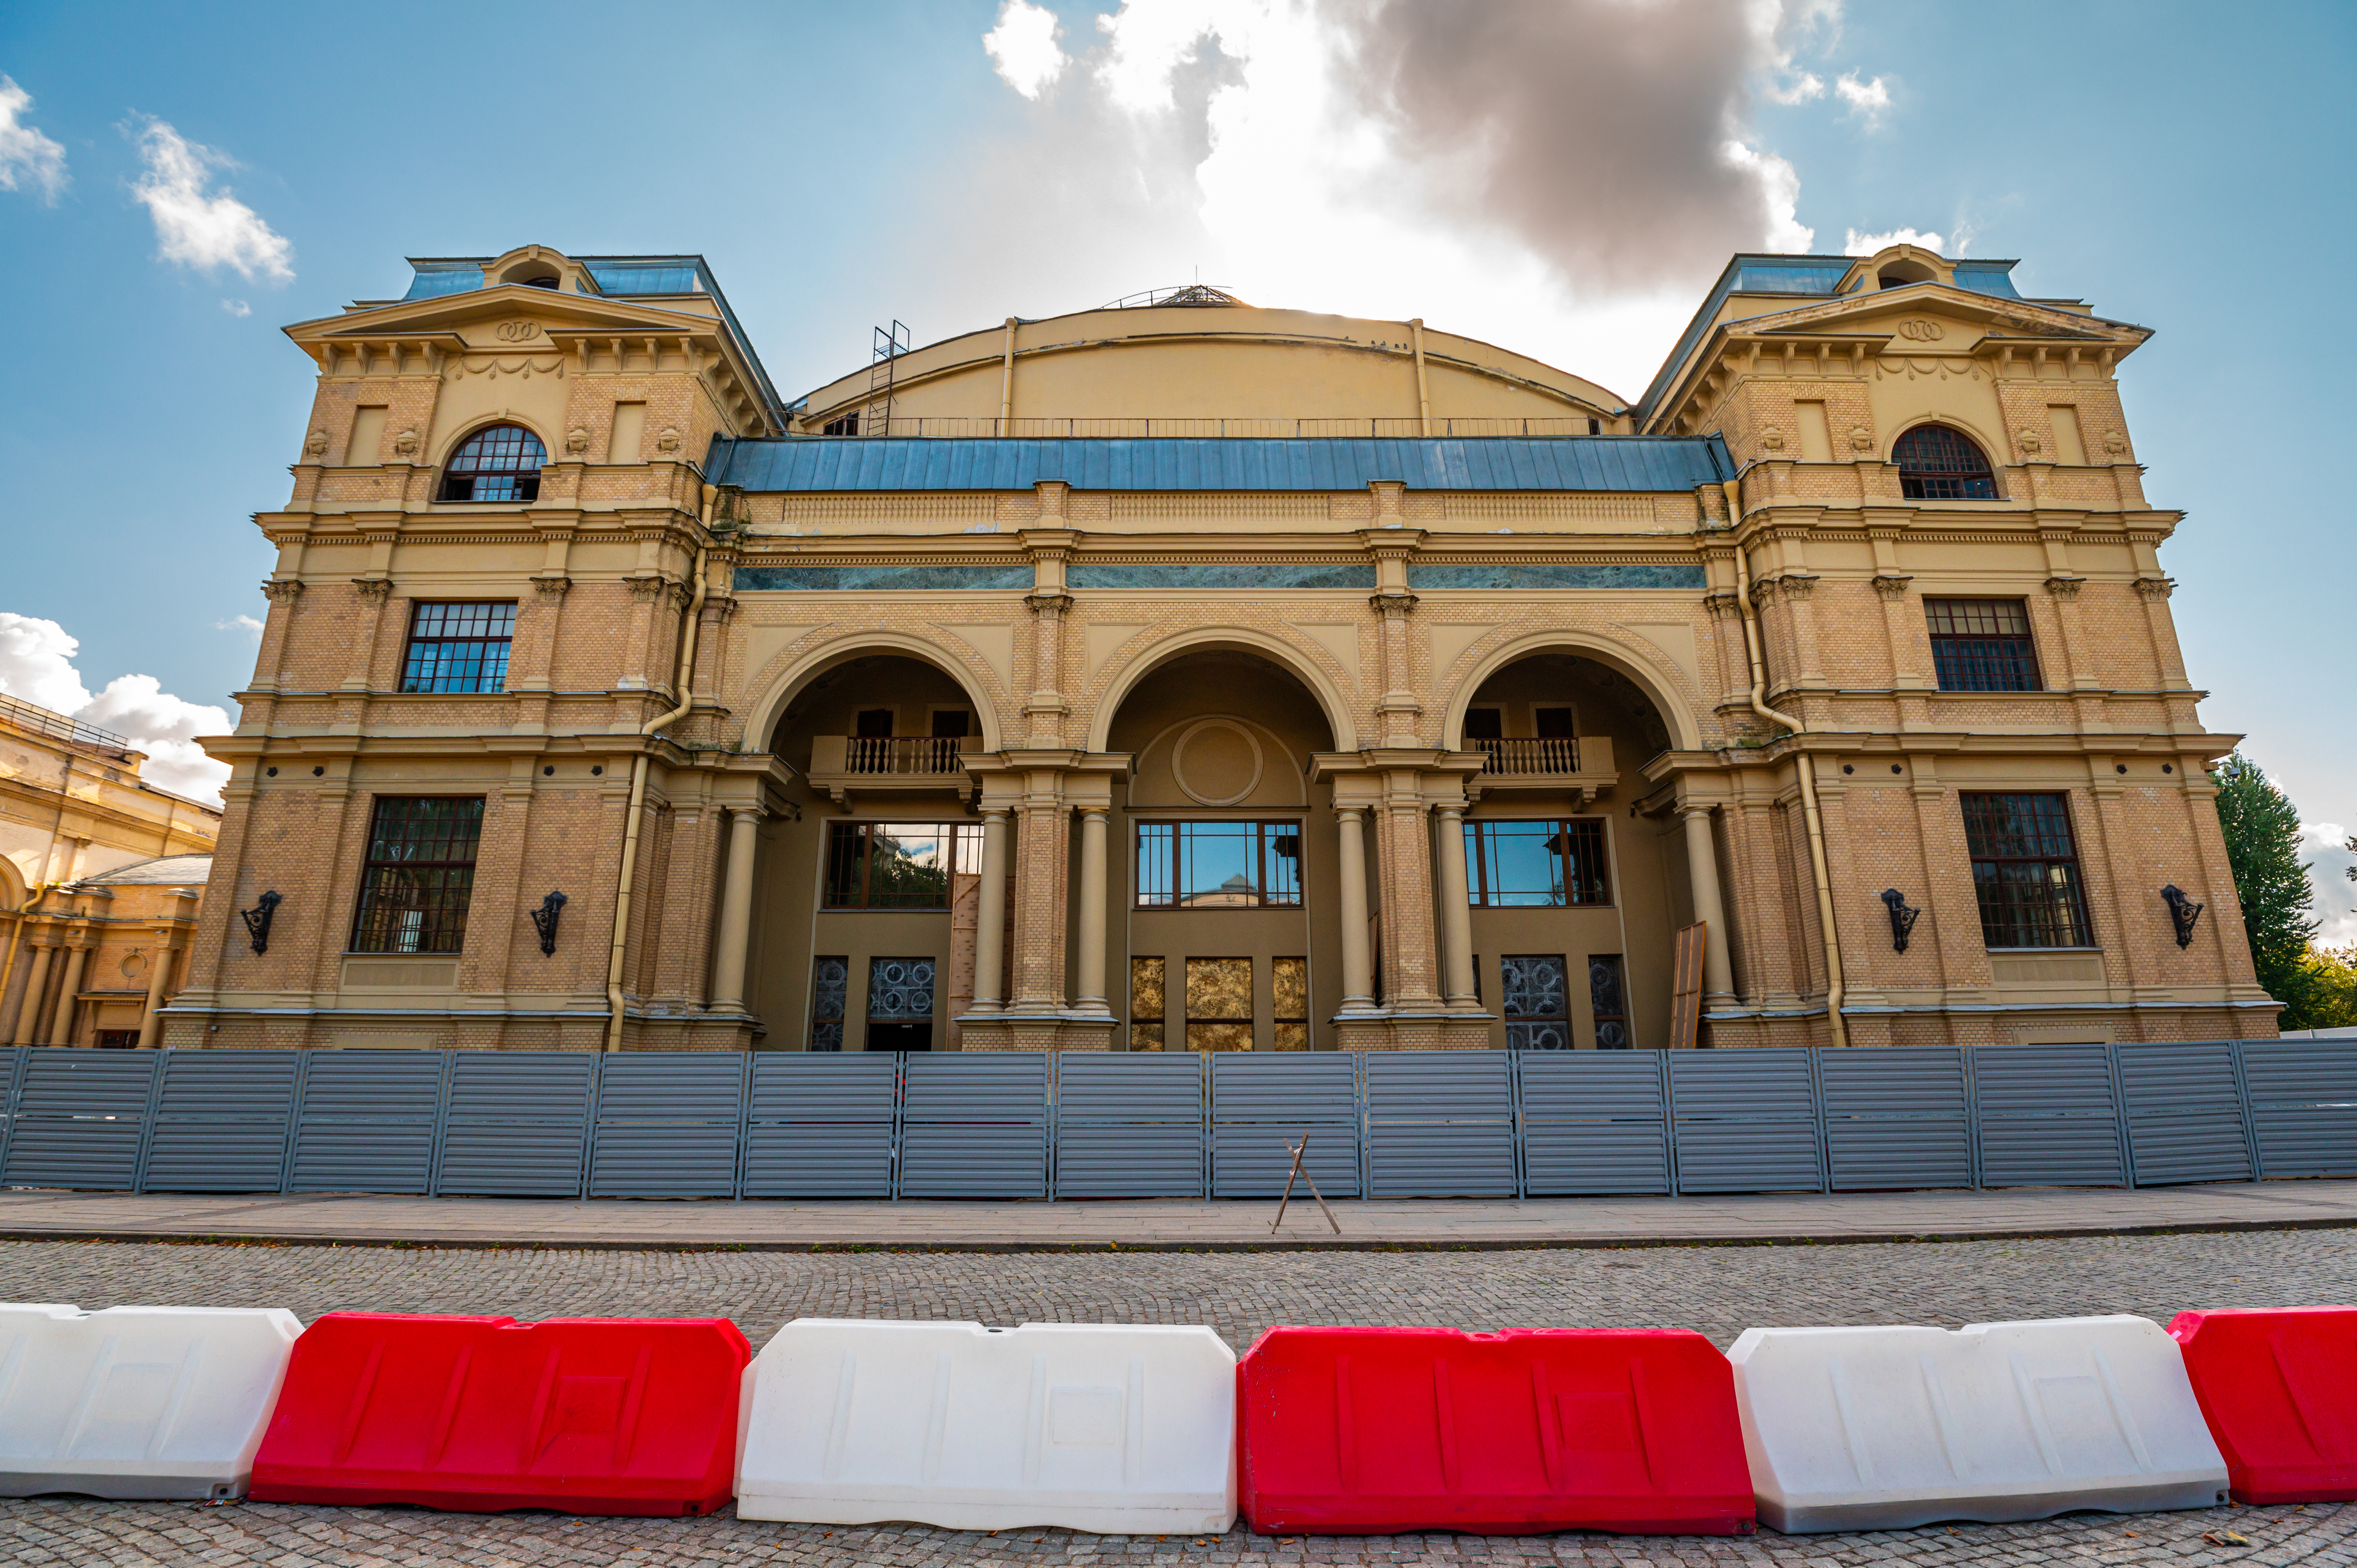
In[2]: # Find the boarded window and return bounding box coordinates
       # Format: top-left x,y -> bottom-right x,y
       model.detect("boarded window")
1186,958 -> 1253,1053
1130,957 -> 1165,1051
1272,956 -> 1309,1051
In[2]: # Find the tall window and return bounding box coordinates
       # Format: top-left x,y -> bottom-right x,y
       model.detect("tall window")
1464,819 -> 1611,907
1272,957 -> 1309,1051
807,956 -> 848,1051
352,797 -> 484,954
1131,957 -> 1166,1051
438,423 -> 547,503
1587,955 -> 1630,1049
823,822 -> 976,909
400,603 -> 516,693
1894,424 -> 1998,501
1135,821 -> 1303,908
1962,793 -> 2093,948
1186,957 -> 1253,1052
1926,598 -> 2041,692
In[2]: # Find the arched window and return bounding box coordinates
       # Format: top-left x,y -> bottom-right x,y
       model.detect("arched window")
1894,423 -> 1998,501
438,424 -> 546,503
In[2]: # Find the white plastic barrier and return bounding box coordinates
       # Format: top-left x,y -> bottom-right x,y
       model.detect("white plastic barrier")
736,1319 -> 1236,1533
0,1302 -> 302,1500
1729,1315 -> 2228,1533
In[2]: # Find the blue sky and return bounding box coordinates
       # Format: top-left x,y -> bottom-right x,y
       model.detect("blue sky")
2,0 -> 2351,936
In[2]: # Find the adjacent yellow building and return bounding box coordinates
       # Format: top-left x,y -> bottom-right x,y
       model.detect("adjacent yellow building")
161,241 -> 2269,1056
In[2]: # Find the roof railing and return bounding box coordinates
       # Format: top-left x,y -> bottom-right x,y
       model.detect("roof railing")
0,691 -> 135,759
801,416 -> 1612,440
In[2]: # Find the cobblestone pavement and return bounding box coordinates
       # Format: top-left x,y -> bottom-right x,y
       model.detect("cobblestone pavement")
2,1230 -> 2353,1566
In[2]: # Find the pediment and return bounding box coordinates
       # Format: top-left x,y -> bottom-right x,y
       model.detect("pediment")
287,284 -> 725,348
1740,286 -> 2148,351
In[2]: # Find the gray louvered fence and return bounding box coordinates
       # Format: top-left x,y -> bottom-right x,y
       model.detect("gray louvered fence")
0,1038 -> 2350,1201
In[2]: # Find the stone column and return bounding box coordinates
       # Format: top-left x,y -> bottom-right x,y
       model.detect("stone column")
1433,804 -> 1478,1010
1071,807 -> 1111,1016
137,932 -> 177,1046
1376,790 -> 1444,1011
46,942 -> 89,1047
6,939 -> 52,1045
1335,807 -> 1377,1013
1009,793 -> 1071,1011
970,808 -> 1011,1013
708,806 -> 762,1012
1680,806 -> 1738,1006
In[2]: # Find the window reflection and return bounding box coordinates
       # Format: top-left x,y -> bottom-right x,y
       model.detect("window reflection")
1135,821 -> 1304,909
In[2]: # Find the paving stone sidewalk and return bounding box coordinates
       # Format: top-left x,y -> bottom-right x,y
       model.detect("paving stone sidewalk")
3,1229 -> 2355,1566
2,1177 -> 2355,1252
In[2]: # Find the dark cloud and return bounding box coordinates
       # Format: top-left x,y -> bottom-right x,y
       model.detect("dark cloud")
1323,0 -> 1802,293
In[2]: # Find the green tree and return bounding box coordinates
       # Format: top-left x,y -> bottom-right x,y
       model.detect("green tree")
2301,945 -> 2357,1029
2211,752 -> 2321,1025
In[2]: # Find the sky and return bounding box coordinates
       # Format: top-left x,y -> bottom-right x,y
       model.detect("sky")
1,0 -> 2351,940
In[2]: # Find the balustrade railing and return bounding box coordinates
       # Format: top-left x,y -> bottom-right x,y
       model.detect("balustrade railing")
843,735 -> 968,775
1473,736 -> 1581,774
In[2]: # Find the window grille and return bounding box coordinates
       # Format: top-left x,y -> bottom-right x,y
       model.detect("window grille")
1272,956 -> 1309,1051
1133,821 -> 1303,908
399,602 -> 516,693
1502,954 -> 1571,1050
351,797 -> 484,954
437,424 -> 546,502
1926,597 -> 2041,691
1186,957 -> 1253,1052
1130,956 -> 1166,1051
1962,792 -> 2094,948
823,822 -> 976,909
865,956 -> 934,1051
1894,424 -> 1998,500
1588,954 -> 1630,1049
808,956 -> 848,1052
1463,818 -> 1611,907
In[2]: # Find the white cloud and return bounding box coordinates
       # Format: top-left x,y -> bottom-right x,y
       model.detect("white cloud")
0,74 -> 67,202
1834,71 -> 1890,126
220,298 -> 251,317
941,0 -> 1862,399
2302,822 -> 2357,948
984,0 -> 1069,99
127,118 -> 292,282
0,612 -> 232,806
1845,225 -> 1944,256
215,614 -> 263,637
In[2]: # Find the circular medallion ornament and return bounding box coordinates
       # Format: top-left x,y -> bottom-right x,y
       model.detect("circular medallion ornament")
1171,719 -> 1264,806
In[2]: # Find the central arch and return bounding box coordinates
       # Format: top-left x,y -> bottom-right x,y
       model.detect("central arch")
1086,624 -> 1358,754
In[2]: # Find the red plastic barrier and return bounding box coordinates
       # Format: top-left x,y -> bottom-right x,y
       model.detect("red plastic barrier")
2170,1307 -> 2357,1504
1237,1326 -> 1754,1535
249,1312 -> 750,1515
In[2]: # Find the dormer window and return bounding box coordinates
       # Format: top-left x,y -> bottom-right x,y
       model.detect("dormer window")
521,275 -> 559,289
1895,423 -> 1998,501
438,424 -> 546,503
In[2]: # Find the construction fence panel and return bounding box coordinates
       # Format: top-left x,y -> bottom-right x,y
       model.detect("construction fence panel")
1053,1053 -> 1206,1199
2238,1040 -> 2357,1179
288,1050 -> 447,1194
1363,1050 -> 1518,1198
1971,1043 -> 2128,1188
140,1050 -> 303,1194
588,1052 -> 746,1198
2117,1041 -> 2255,1187
1209,1053 -> 1361,1198
432,1051 -> 595,1198
741,1053 -> 899,1198
1516,1050 -> 1672,1196
1669,1048 -> 1825,1194
1,1048 -> 159,1191
0,1047 -> 23,1176
1820,1046 -> 1975,1191
898,1053 -> 1049,1198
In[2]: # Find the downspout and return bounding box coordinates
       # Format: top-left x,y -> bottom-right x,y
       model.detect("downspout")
605,489 -> 715,1053
1410,318 -> 1433,437
1721,477 -> 1847,1048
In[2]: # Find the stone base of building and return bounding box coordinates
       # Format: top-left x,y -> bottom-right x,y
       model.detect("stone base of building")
953,1011 -> 1118,1051
1332,1011 -> 1498,1051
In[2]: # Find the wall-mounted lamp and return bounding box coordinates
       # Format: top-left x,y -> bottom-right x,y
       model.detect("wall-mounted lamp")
1880,887 -> 1920,953
240,890 -> 281,955
530,890 -> 568,956
2162,884 -> 2204,949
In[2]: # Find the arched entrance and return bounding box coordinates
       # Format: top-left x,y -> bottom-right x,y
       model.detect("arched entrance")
1102,650 -> 1340,1052
745,653 -> 991,1052
1453,650 -> 1691,1051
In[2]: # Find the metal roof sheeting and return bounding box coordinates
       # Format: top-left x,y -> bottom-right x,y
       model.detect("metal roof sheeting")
705,436 -> 1732,493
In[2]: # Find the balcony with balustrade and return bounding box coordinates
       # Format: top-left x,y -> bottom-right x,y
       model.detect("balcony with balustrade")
805,733 -> 982,807
1464,733 -> 1618,804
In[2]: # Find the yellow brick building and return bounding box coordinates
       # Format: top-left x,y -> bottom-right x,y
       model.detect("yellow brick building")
162,241 -> 2269,1055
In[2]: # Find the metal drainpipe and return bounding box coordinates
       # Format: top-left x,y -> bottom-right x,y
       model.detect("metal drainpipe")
1721,477 -> 1847,1049
605,489 -> 715,1053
